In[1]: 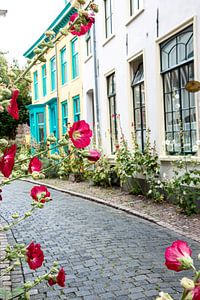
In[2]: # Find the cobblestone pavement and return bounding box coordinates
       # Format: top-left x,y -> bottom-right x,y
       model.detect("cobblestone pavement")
1,181 -> 200,300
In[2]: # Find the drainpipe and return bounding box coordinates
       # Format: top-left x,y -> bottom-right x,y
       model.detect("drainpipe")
92,23 -> 101,147
55,41 -> 60,139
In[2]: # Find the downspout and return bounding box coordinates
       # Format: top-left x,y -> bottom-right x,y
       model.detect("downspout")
92,23 -> 101,147
55,41 -> 60,139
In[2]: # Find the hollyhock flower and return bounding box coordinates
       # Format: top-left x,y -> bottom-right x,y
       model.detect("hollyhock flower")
165,240 -> 193,272
69,12 -> 95,36
28,157 -> 42,173
26,242 -> 44,270
192,286 -> 200,300
180,277 -> 195,290
7,89 -> 19,120
30,185 -> 51,203
86,149 -> 101,162
48,268 -> 66,287
69,120 -> 92,148
0,144 -> 17,178
0,189 -> 2,201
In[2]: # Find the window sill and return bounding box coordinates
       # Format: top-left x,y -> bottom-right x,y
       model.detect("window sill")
71,76 -> 80,83
125,8 -> 144,26
102,34 -> 115,47
159,155 -> 200,162
84,54 -> 92,64
61,82 -> 68,88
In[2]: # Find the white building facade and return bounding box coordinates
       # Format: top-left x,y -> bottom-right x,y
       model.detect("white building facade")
82,0 -> 200,169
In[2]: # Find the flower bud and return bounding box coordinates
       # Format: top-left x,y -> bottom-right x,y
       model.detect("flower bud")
25,212 -> 32,217
78,0 -> 86,4
14,260 -> 21,267
60,28 -> 68,36
3,226 -> 9,231
45,30 -> 55,37
58,138 -> 68,146
34,48 -> 42,55
32,171 -> 40,180
39,173 -> 45,179
180,277 -> 195,290
0,139 -> 8,147
21,164 -> 28,172
0,105 -> 4,112
90,3 -> 99,12
37,203 -> 44,209
24,282 -> 33,289
156,292 -> 174,300
24,292 -> 30,300
12,213 -> 20,219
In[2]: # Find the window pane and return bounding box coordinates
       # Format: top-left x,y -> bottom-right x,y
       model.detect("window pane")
166,113 -> 173,132
182,109 -> 190,131
171,70 -> 179,91
191,131 -> 197,151
164,73 -> 171,92
135,109 -> 141,129
172,93 -> 180,111
189,93 -> 195,107
174,132 -> 181,152
173,111 -> 181,131
38,126 -> 44,142
37,113 -> 44,124
136,130 -> 142,149
188,62 -> 194,80
181,90 -> 189,109
169,45 -> 177,67
187,35 -> 193,59
190,108 -> 196,130
165,94 -> 171,112
180,65 -> 188,88
133,86 -> 140,108
142,106 -> 146,129
166,132 -> 174,152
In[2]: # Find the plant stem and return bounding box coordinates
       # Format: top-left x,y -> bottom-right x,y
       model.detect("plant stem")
0,265 -> 14,279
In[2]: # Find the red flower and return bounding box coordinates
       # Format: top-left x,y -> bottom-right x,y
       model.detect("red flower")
165,240 -> 193,272
0,144 -> 17,178
192,286 -> 200,300
30,185 -> 51,203
69,12 -> 95,36
87,149 -> 101,162
26,242 -> 44,270
69,120 -> 92,148
28,157 -> 42,173
48,268 -> 66,287
7,89 -> 19,120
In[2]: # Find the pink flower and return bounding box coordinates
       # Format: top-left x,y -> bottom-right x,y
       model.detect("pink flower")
165,240 -> 193,272
0,144 -> 17,178
26,242 -> 44,270
48,268 -> 66,287
69,120 -> 92,148
28,157 -> 42,173
69,12 -> 95,36
86,149 -> 101,162
192,286 -> 200,300
7,89 -> 19,120
30,186 -> 51,203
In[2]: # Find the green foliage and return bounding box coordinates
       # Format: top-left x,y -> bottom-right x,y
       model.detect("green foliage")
92,155 -> 113,187
165,159 -> 200,215
0,54 -> 31,139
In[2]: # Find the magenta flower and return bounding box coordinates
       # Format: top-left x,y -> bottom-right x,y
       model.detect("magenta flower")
7,89 -> 19,120
26,242 -> 44,270
86,149 -> 101,162
165,240 -> 193,272
69,120 -> 92,148
0,144 -> 17,178
69,12 -> 95,36
48,268 -> 66,287
192,286 -> 200,300
30,185 -> 51,203
28,157 -> 42,173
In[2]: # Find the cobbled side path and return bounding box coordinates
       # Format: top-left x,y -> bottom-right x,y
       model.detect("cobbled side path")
0,181 -> 200,300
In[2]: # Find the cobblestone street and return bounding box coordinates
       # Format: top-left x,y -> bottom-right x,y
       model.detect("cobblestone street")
1,181 -> 200,300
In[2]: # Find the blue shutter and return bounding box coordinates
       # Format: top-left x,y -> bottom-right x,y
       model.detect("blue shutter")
73,95 -> 80,122
42,64 -> 47,96
62,101 -> 68,134
33,71 -> 38,100
50,56 -> 56,91
61,47 -> 67,85
71,38 -> 79,79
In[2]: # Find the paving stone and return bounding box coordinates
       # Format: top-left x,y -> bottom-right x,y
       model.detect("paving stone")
1,181 -> 200,300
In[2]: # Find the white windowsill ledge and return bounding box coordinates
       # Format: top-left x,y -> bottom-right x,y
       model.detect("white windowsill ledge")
102,34 -> 116,47
159,155 -> 200,162
84,54 -> 93,64
125,8 -> 144,26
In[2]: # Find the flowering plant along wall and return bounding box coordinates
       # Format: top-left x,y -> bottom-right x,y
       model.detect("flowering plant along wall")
0,1 -> 99,299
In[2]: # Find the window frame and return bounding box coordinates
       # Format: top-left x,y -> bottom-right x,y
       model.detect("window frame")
60,47 -> 68,85
73,95 -> 80,122
50,56 -> 56,91
33,71 -> 39,100
104,0 -> 113,39
130,0 -> 143,17
41,64 -> 47,97
131,63 -> 146,152
107,73 -> 117,153
71,38 -> 79,79
85,30 -> 92,57
160,25 -> 197,155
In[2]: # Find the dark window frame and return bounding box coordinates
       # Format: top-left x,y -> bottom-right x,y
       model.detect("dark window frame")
107,73 -> 117,153
104,0 -> 113,38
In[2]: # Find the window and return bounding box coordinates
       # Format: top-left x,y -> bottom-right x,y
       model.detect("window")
131,63 -> 146,152
160,25 -> 196,155
60,47 -> 67,85
71,38 -> 79,79
104,0 -> 113,38
37,112 -> 45,143
107,73 -> 117,153
33,71 -> 38,100
85,30 -> 92,57
130,0 -> 143,16
73,95 -> 80,122
42,64 -> 47,97
50,56 -> 56,91
62,101 -> 68,134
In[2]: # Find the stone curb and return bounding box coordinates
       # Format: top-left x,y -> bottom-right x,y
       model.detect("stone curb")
22,179 -> 200,244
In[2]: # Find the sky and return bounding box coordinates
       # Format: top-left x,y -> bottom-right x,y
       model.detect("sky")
0,0 -> 65,66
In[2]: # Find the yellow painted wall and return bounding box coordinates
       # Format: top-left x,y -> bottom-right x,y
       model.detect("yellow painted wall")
30,33 -> 84,139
